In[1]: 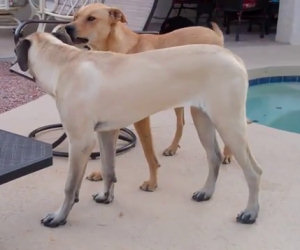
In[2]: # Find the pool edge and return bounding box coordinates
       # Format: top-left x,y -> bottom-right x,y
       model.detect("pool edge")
248,65 -> 300,82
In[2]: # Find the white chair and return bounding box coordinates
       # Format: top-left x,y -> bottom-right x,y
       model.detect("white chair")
29,0 -> 103,31
0,0 -> 22,29
103,0 -> 158,31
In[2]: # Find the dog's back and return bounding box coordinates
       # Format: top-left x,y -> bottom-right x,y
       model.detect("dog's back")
137,22 -> 224,53
80,44 -> 247,130
160,16 -> 195,34
20,33 -> 246,130
159,17 -> 224,46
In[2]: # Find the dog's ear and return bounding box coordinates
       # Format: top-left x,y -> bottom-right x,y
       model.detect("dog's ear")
109,8 -> 127,23
15,39 -> 31,72
52,32 -> 73,45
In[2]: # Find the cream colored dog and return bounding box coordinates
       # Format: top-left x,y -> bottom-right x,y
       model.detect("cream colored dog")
64,3 -> 232,192
15,32 -> 262,227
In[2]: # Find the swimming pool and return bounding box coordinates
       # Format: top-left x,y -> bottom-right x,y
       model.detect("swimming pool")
246,77 -> 300,134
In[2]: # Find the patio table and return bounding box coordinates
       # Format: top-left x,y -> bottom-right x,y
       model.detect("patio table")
0,129 -> 52,185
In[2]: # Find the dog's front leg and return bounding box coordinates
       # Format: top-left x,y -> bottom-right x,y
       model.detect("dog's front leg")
93,130 -> 119,204
163,107 -> 185,156
134,118 -> 160,192
41,135 -> 95,227
190,107 -> 222,201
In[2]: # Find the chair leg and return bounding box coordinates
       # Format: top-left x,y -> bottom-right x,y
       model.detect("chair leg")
206,8 -> 213,26
225,13 -> 230,34
235,11 -> 242,41
265,14 -> 270,35
223,13 -> 227,27
212,8 -> 221,27
195,3 -> 201,24
177,3 -> 183,16
248,21 -> 252,32
265,18 -> 270,35
260,20 -> 265,38
265,23 -> 269,35
166,4 -> 174,19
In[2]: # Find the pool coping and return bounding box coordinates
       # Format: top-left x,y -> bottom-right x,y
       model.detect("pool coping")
248,66 -> 300,85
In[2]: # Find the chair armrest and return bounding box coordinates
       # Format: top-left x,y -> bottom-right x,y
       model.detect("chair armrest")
14,19 -> 69,44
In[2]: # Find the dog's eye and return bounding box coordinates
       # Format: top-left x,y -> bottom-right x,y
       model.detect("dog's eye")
87,16 -> 96,22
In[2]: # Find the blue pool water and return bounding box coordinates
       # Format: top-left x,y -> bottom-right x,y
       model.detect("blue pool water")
246,83 -> 300,134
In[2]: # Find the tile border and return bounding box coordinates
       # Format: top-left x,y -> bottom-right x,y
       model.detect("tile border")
247,66 -> 300,86
249,75 -> 300,86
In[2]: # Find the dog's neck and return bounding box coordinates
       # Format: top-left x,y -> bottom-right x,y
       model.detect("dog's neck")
90,22 -> 139,53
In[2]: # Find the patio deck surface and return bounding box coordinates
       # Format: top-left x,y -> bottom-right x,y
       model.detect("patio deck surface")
0,30 -> 300,250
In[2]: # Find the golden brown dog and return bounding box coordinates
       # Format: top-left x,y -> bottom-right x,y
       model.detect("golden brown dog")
64,3 -> 232,191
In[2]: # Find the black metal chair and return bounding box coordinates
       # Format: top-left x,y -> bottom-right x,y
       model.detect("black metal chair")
166,0 -> 215,25
265,0 -> 279,34
215,0 -> 268,41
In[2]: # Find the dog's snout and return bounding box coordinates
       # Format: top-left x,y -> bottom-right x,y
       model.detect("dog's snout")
65,25 -> 76,40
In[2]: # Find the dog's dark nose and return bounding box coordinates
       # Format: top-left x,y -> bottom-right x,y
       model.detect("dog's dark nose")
65,25 -> 76,41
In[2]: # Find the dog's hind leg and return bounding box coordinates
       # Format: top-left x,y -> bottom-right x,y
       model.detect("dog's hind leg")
93,130 -> 119,204
41,132 -> 95,227
214,118 -> 262,224
163,107 -> 185,156
190,106 -> 223,202
222,119 -> 253,165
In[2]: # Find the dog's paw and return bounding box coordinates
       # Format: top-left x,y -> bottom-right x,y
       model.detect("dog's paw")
41,213 -> 67,228
163,145 -> 180,156
222,155 -> 232,164
86,171 -> 103,181
236,209 -> 258,224
192,191 -> 211,202
92,192 -> 113,204
140,180 -> 157,192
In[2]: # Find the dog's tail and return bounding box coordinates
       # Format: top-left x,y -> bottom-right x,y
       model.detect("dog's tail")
211,22 -> 224,46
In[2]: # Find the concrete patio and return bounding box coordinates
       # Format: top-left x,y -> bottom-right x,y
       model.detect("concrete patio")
1,22 -> 300,250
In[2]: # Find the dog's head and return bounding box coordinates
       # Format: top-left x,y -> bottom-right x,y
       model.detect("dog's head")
15,32 -> 70,72
64,3 -> 127,49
